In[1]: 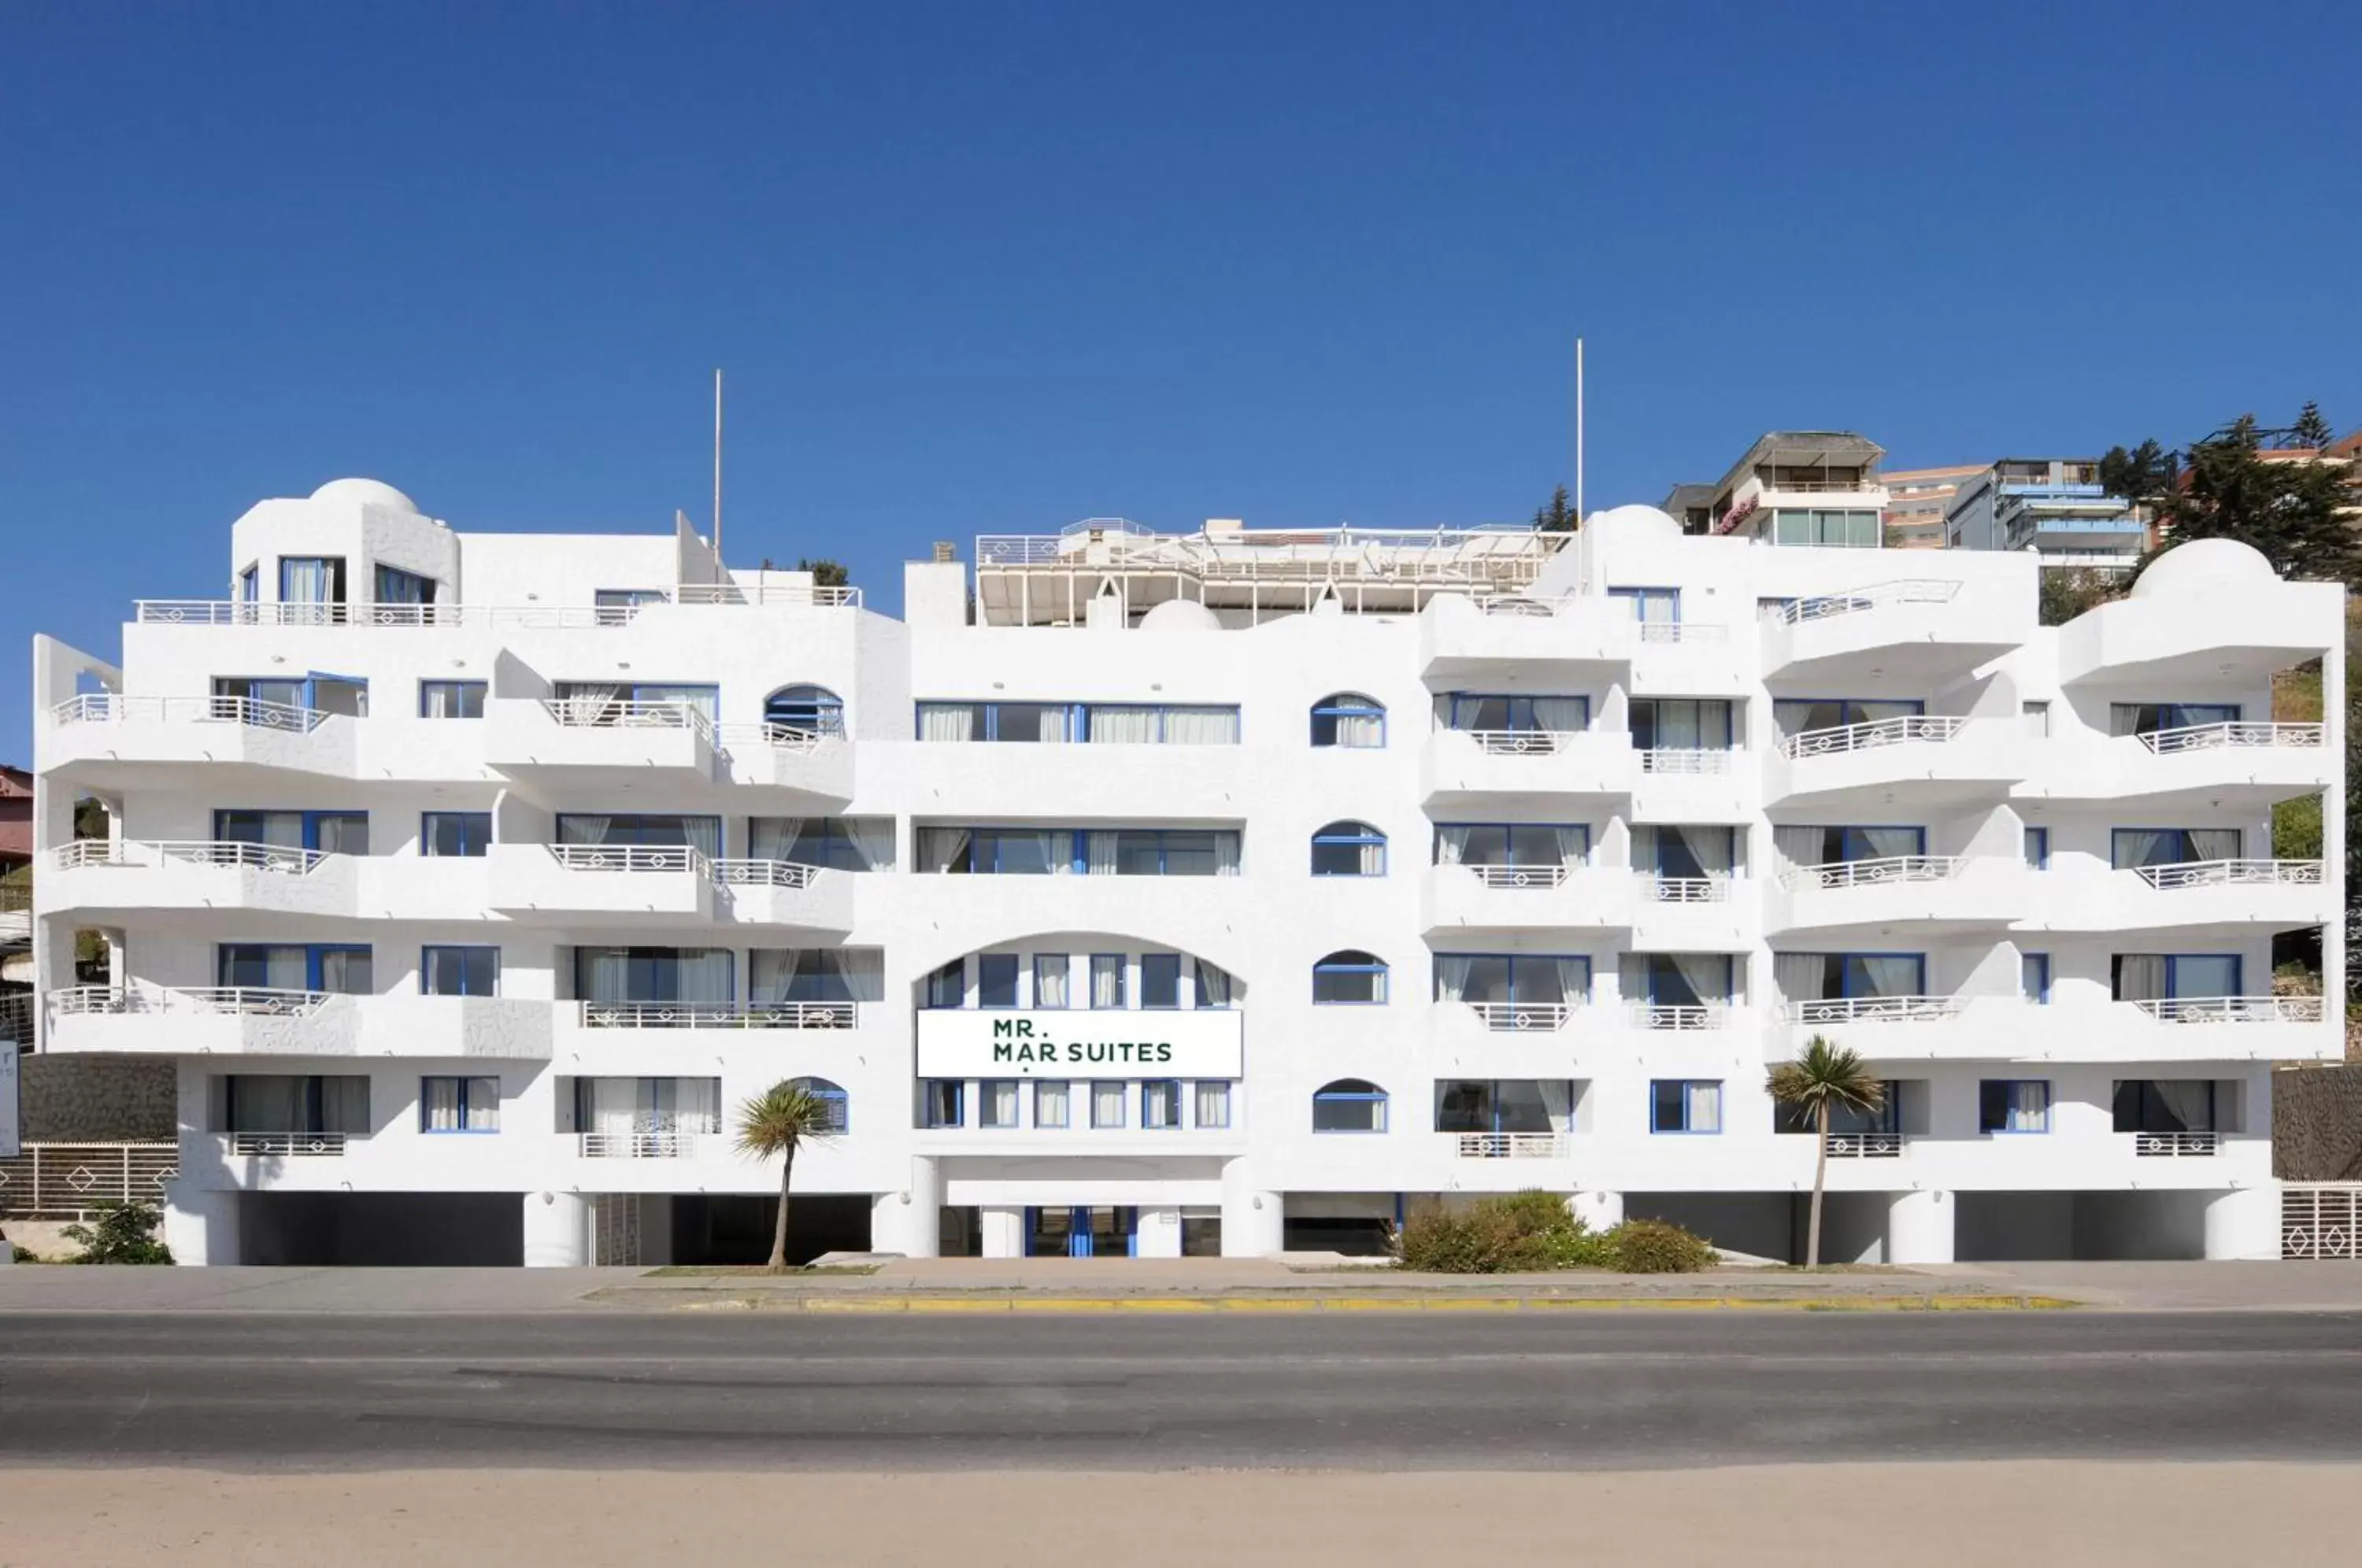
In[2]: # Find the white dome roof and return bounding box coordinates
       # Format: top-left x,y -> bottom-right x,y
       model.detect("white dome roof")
1139,598 -> 1222,632
309,478 -> 418,513
2130,538 -> 2275,600
1585,504 -> 1684,542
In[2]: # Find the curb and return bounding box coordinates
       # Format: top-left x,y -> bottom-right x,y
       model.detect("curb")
672,1292 -> 2077,1315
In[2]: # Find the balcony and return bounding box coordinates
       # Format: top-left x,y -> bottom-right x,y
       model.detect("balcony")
1627,874 -> 1752,951
1453,1133 -> 1568,1159
483,697 -> 717,788
1631,746 -> 1751,820
1770,855 -> 2025,937
576,1000 -> 857,1031
224,1132 -> 351,1157
1628,1003 -> 1733,1033
710,723 -> 853,801
708,860 -> 856,936
487,842 -> 715,925
44,987 -> 555,1059
1420,594 -> 1627,679
1420,863 -> 1634,937
1825,1133 -> 1905,1159
2020,723 -> 2331,809
39,693 -> 351,786
2056,573 -> 2342,689
579,1131 -> 709,1159
1463,1001 -> 1577,1033
1772,993 -> 1981,1061
2131,1131 -> 2220,1157
1420,728 -> 1635,811
2024,859 -> 2330,936
129,589 -> 861,628
42,838 -> 356,924
1760,577 -> 2022,686
1766,716 -> 2021,808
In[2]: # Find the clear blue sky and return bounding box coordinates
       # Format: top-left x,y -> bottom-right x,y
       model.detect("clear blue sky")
7,1 -> 2359,752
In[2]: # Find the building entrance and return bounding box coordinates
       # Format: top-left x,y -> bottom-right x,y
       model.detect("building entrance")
1026,1204 -> 1138,1257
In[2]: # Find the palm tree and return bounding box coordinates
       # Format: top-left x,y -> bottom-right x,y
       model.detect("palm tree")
735,1080 -> 838,1270
1765,1036 -> 1886,1269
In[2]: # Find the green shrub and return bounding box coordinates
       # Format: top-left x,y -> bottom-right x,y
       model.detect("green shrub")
1398,1190 -> 1613,1272
9,1244 -> 37,1264
1608,1218 -> 1717,1274
61,1201 -> 173,1265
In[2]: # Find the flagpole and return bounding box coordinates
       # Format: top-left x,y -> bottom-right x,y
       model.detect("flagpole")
712,368 -> 724,565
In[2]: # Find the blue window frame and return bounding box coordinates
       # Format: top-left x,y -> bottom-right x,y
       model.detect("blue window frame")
1979,1079 -> 2052,1134
1032,954 -> 1071,1008
2112,1079 -> 2215,1134
2111,828 -> 2242,869
2022,952 -> 2051,1004
765,684 -> 846,735
790,1077 -> 850,1133
420,1075 -> 499,1133
1194,958 -> 1235,1010
1435,823 -> 1588,870
1445,693 -> 1590,733
1609,586 -> 1681,627
1310,693 -> 1386,749
1090,954 -> 1127,1009
978,954 -> 1020,1009
1090,1081 -> 1127,1129
572,947 -> 734,1004
1312,820 -> 1387,876
1312,1079 -> 1387,1133
593,588 -> 668,624
1312,950 -> 1388,1004
2112,953 -> 2242,1002
421,811 -> 493,858
921,1080 -> 964,1129
215,808 -> 368,855
1140,954 -> 1182,1009
1193,1081 -> 1231,1130
555,814 -> 721,855
373,564 -> 435,607
1777,952 -> 1928,1000
1776,826 -> 1925,865
1650,1079 -> 1723,1134
421,945 -> 499,997
279,556 -> 346,611
918,826 -> 1239,876
217,943 -> 372,994
1634,953 -> 1734,1008
1628,698 -> 1733,751
1141,1081 -> 1183,1130
418,679 -> 486,719
2023,827 -> 2050,869
1772,698 -> 1924,737
924,960 -> 964,1010
238,564 -> 260,603
2110,702 -> 2240,737
1033,1080 -> 1071,1129
1433,1079 -> 1569,1135
1634,824 -> 1734,879
915,701 -> 1241,744
1436,953 -> 1590,1008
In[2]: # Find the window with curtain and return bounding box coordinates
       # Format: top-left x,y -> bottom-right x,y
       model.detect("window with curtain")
1634,824 -> 1734,879
765,685 -> 845,735
421,946 -> 498,997
1312,951 -> 1387,1004
1090,1082 -> 1126,1129
1625,953 -> 1734,1008
420,1076 -> 498,1133
979,1080 -> 1020,1130
2111,828 -> 2242,868
923,960 -> 964,1009
1773,826 -> 1925,868
1435,954 -> 1586,1008
418,680 -> 486,718
2022,952 -> 2050,1004
217,810 -> 368,855
1034,1081 -> 1071,1129
1629,698 -> 1734,751
1090,955 -> 1127,1009
921,1081 -> 964,1128
1310,693 -> 1386,749
1609,586 -> 1680,626
1773,952 -> 1927,1001
1312,821 -> 1387,876
373,564 -> 435,607
1083,704 -> 1240,744
1778,1084 -> 1902,1137
1312,1080 -> 1387,1132
278,557 -> 345,622
1649,1080 -> 1723,1134
2113,1079 -> 2216,1134
1438,823 -> 1588,869
226,1074 -> 371,1135
748,817 -> 895,871
1194,1082 -> 1231,1129
1979,1080 -> 2051,1133
1446,693 -> 1590,733
1033,954 -> 1071,1008
750,949 -> 882,1006
918,702 -> 979,742
1141,1081 -> 1182,1130
2023,827 -> 2049,869
1432,1080 -> 1572,1135
572,947 -> 733,1005
1772,698 -> 1923,738
422,812 -> 492,857
592,589 -> 668,625
1194,959 -> 1234,1009
2109,702 -> 2240,738
2112,953 -> 2239,1001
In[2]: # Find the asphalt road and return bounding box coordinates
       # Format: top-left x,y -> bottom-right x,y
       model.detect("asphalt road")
4,1310 -> 2360,1470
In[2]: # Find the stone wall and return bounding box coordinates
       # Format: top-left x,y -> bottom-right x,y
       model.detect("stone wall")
17,1055 -> 176,1142
2274,1065 -> 2362,1182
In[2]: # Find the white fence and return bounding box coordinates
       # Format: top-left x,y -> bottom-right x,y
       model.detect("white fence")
0,1143 -> 178,1216
1779,715 -> 1965,759
2282,1186 -> 2362,1259
1453,1133 -> 1567,1159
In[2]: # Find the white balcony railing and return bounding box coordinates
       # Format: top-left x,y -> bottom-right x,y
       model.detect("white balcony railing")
548,843 -> 707,875
0,1143 -> 180,1214
1635,621 -> 1727,644
2134,859 -> 2325,889
707,859 -> 824,889
49,693 -> 326,733
132,587 -> 861,626
1782,995 -> 1963,1025
50,838 -> 329,875
673,582 -> 863,608
1779,715 -> 1964,759
1775,579 -> 1960,626
228,1132 -> 350,1157
1463,1002 -> 1575,1032
1639,748 -> 1733,774
1630,1004 -> 1729,1031
1780,855 -> 1960,892
1462,729 -> 1583,756
1826,1133 -> 1904,1159
711,721 -> 839,752
2132,996 -> 2323,1024
2137,721 -> 2325,755
2132,1131 -> 2220,1156
579,1131 -> 709,1159
1643,875 -> 1731,904
1454,1133 -> 1568,1159
1464,864 -> 1572,889
579,1000 -> 857,1030
50,985 -> 331,1017
544,697 -> 715,740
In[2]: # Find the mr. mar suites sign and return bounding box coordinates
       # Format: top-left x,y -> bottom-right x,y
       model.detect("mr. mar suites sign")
915,1010 -> 1244,1080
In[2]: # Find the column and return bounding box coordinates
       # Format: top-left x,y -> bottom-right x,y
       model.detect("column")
870,1156 -> 942,1258
980,1205 -> 1026,1259
1886,1188 -> 1955,1265
1220,1157 -> 1283,1256
1135,1205 -> 1184,1259
522,1191 -> 588,1267
2204,1188 -> 2280,1260
1568,1189 -> 1623,1233
162,1183 -> 239,1267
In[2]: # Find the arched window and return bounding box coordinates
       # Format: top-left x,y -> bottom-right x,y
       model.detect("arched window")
764,683 -> 844,737
1311,820 -> 1387,878
787,1076 -> 849,1133
1311,692 -> 1386,749
1313,1079 -> 1388,1133
1312,949 -> 1388,1005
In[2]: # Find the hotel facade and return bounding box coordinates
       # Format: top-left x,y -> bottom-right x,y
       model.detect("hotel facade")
26,474 -> 2344,1266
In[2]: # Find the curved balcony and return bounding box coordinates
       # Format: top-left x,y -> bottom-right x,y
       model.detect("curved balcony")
1760,576 -> 2020,686
709,860 -> 856,936
42,839 -> 357,925
487,842 -> 715,926
1766,715 -> 2021,808
1420,728 -> 1636,811
711,723 -> 853,802
43,986 -> 553,1059
1418,594 -> 1627,680
1419,863 -> 1634,937
1770,855 -> 2025,937
39,693 -> 352,787
2018,723 -> 2331,809
2020,859 -> 2330,936
484,697 -> 716,788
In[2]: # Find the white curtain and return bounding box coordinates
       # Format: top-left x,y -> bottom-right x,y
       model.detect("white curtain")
577,949 -> 630,1003
1436,955 -> 1473,1004
985,1079 -> 1020,1128
1435,827 -> 1471,867
1215,832 -> 1242,876
678,817 -> 722,859
676,1078 -> 722,1135
315,815 -> 368,855
2115,954 -> 2168,1002
554,682 -> 624,726
2187,828 -> 2241,863
318,1076 -> 369,1134
1774,827 -> 1823,871
1675,953 -> 1730,1005
318,949 -> 372,995
749,817 -> 803,862
749,949 -> 802,1004
1554,827 -> 1587,868
1035,706 -> 1071,745
1531,697 -> 1587,733
677,949 -> 733,1004
918,827 -> 971,874
1620,954 -> 1649,1004
1775,952 -> 1828,1004
2155,1080 -> 2214,1131
1685,1082 -> 1722,1134
1088,707 -> 1157,743
1360,833 -> 1386,876
423,1078 -> 462,1133
1035,1081 -> 1070,1128
1555,958 -> 1590,1008
1035,956 -> 1071,1008
920,704 -> 977,742
1194,960 -> 1232,1008
1334,708 -> 1383,748
1860,827 -> 1922,860
1036,830 -> 1072,875
849,819 -> 895,871
1857,956 -> 1920,998
560,815 -> 613,846
420,683 -> 466,719
639,683 -> 717,724
1163,706 -> 1240,745
1194,1082 -> 1229,1128
1087,831 -> 1121,876
2005,1082 -> 2048,1132
281,557 -> 331,605
1092,1081 -> 1126,1127
1091,955 -> 1125,1008
580,1079 -> 640,1136
1538,1080 -> 1575,1132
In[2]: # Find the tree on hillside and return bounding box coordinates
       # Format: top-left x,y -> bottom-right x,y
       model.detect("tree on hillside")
2098,438 -> 2178,505
1531,486 -> 1579,533
2151,412 -> 2360,584
2294,401 -> 2335,449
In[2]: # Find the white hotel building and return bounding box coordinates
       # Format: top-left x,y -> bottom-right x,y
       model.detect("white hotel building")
26,472 -> 2344,1266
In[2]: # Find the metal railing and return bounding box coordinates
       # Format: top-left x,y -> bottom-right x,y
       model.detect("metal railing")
49,985 -> 331,1017
2132,996 -> 2323,1023
1753,478 -> 1883,495
543,697 -> 715,741
2138,721 -> 2325,754
50,838 -> 330,875
2282,1186 -> 2362,1259
711,720 -> 838,752
707,859 -> 824,889
1826,1133 -> 1904,1159
548,843 -> 707,875
1781,855 -> 1960,891
1462,729 -> 1583,756
0,994 -> 31,1047
1643,875 -> 1731,904
2134,859 -> 2325,889
49,693 -> 327,733
1636,621 -> 1727,643
675,582 -> 862,608
2132,1131 -> 2219,1156
1464,864 -> 1571,889
1775,579 -> 1960,626
0,1144 -> 180,1216
579,1000 -> 857,1030
1779,714 -> 1965,759
1639,747 -> 1732,774
227,1132 -> 351,1157
1631,1004 -> 1728,1030
580,1131 -> 709,1159
133,589 -> 861,625
1464,1001 -> 1575,1032
1783,995 -> 1963,1024
1454,1133 -> 1568,1159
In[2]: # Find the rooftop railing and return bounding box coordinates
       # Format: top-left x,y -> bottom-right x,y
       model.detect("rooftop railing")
1780,855 -> 1961,892
2134,859 -> 2324,889
673,583 -> 862,608
1775,579 -> 1960,626
1778,714 -> 1965,759
49,693 -> 327,733
2136,721 -> 2326,755
132,588 -> 861,626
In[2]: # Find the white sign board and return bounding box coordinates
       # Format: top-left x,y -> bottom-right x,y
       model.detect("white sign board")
0,1041 -> 17,1159
916,1010 -> 1243,1080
